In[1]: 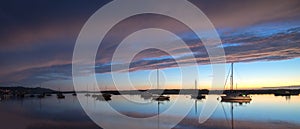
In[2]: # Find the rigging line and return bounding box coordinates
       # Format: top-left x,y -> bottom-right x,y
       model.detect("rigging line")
234,66 -> 241,85
221,102 -> 230,127
223,66 -> 232,90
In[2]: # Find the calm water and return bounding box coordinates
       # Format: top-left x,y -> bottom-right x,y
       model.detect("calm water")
1,94 -> 300,129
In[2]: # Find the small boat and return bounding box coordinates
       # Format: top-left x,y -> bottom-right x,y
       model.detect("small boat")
153,95 -> 170,101
90,83 -> 112,101
221,93 -> 252,101
57,93 -> 65,99
37,84 -> 47,98
17,92 -> 25,98
191,94 -> 205,100
56,88 -> 65,99
72,93 -> 77,96
274,90 -> 299,96
37,93 -> 45,98
85,85 -> 91,97
191,80 -> 205,99
91,94 -> 98,98
221,63 -> 251,102
152,68 -> 170,101
94,93 -> 112,101
96,95 -> 111,101
141,91 -> 153,99
102,93 -> 112,98
101,85 -> 112,100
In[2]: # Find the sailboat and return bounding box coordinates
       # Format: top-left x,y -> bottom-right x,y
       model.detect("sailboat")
37,84 -> 45,98
221,63 -> 251,102
37,93 -> 45,98
141,91 -> 153,99
57,88 -> 65,99
153,68 -> 170,101
92,85 -> 112,101
85,85 -> 91,97
191,80 -> 205,99
101,85 -> 112,100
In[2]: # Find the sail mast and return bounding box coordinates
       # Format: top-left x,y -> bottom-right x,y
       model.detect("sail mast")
195,79 -> 197,90
157,67 -> 159,90
230,63 -> 234,91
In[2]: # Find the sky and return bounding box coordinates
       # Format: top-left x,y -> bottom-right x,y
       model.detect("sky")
0,0 -> 300,91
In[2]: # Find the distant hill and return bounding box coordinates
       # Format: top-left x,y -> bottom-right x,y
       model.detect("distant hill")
262,85 -> 300,89
0,86 -> 56,94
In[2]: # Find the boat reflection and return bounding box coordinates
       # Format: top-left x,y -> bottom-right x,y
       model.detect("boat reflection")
221,99 -> 251,129
221,99 -> 251,105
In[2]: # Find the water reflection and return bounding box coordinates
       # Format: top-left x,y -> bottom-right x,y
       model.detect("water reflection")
221,100 -> 251,129
0,94 -> 300,129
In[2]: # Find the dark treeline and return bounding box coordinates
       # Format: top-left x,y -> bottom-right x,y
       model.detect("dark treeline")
1,87 -> 299,96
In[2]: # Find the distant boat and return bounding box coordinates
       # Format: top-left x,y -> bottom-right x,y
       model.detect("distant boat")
99,93 -> 112,101
56,88 -> 65,99
153,68 -> 170,101
57,93 -> 65,99
37,93 -> 45,98
85,85 -> 91,97
101,85 -> 112,100
274,90 -> 299,96
102,93 -> 112,98
141,91 -> 153,99
191,80 -> 205,99
153,95 -> 170,101
94,85 -> 112,101
91,84 -> 111,101
221,63 -> 251,102
17,92 -> 25,98
96,95 -> 111,101
37,84 -> 46,98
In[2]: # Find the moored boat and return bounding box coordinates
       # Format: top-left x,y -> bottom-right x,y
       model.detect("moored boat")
221,63 -> 252,102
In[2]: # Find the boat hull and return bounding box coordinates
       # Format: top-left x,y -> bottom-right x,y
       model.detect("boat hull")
153,95 -> 170,101
221,96 -> 252,103
191,94 -> 206,99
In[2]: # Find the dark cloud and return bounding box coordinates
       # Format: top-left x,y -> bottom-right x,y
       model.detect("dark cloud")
190,0 -> 300,28
0,0 -> 110,51
0,0 -> 300,86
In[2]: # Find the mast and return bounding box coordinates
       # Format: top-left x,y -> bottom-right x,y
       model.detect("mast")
157,67 -> 160,129
195,80 -> 197,90
231,102 -> 234,129
157,68 -> 159,90
230,63 -> 234,91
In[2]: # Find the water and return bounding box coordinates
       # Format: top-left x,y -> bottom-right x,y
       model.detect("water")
0,94 -> 299,129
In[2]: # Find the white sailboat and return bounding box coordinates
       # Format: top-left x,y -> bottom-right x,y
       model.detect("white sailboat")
221,63 -> 251,102
153,68 -> 170,101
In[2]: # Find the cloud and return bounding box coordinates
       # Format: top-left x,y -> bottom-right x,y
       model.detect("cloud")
190,0 -> 300,28
0,0 -> 300,86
